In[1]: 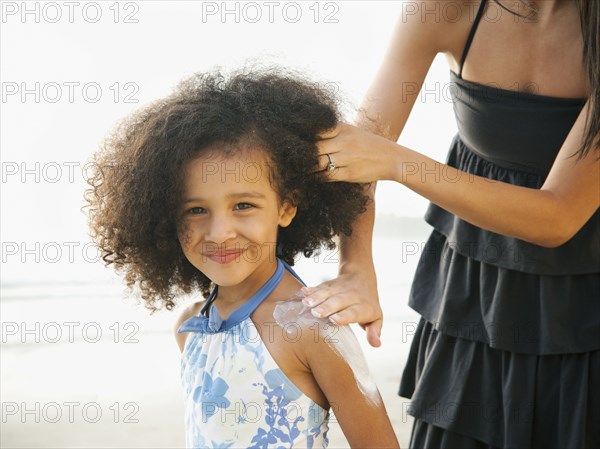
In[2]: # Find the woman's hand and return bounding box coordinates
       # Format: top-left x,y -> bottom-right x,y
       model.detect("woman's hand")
301,265 -> 384,348
316,123 -> 400,183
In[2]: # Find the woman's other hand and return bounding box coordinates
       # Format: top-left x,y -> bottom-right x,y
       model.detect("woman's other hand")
301,264 -> 383,348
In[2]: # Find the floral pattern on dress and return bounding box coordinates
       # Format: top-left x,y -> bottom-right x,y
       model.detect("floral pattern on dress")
180,318 -> 329,448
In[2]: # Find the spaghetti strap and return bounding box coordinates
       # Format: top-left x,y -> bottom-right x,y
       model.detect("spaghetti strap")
458,0 -> 487,78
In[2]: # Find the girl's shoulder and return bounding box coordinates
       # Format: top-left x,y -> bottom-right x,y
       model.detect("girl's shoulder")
173,301 -> 206,353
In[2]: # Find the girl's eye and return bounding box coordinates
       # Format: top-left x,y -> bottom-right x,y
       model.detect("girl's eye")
234,203 -> 254,211
187,207 -> 206,215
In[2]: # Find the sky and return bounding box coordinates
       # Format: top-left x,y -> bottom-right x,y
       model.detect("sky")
1,1 -> 459,282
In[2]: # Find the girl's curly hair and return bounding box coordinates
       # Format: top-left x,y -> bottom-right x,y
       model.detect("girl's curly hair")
85,68 -> 369,311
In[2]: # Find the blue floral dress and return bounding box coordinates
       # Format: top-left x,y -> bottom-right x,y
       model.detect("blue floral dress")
178,259 -> 330,449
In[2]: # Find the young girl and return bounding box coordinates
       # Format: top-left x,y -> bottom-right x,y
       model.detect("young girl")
86,69 -> 400,448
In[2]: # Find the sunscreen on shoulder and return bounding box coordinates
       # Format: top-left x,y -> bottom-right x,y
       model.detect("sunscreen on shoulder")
273,295 -> 381,406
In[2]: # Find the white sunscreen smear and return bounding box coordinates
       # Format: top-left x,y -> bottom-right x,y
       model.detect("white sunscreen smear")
273,295 -> 381,406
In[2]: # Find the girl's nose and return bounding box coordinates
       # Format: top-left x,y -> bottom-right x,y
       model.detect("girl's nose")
205,214 -> 236,244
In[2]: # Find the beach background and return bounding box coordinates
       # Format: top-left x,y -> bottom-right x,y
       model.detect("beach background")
1,1 -> 459,447
2,224 -> 429,448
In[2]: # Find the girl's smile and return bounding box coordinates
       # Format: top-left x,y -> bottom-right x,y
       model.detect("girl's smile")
202,248 -> 246,264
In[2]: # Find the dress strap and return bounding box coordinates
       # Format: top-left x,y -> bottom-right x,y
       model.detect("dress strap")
178,258 -> 303,334
280,259 -> 306,287
458,0 -> 487,78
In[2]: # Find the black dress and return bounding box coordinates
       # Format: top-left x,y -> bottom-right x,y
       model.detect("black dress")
398,1 -> 600,447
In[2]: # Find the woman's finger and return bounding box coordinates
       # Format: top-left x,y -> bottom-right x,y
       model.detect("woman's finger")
329,308 -> 383,348
317,125 -> 341,141
365,320 -> 383,348
327,301 -> 380,324
315,133 -> 340,158
315,152 -> 342,176
301,282 -> 343,308
325,302 -> 364,325
308,291 -> 357,320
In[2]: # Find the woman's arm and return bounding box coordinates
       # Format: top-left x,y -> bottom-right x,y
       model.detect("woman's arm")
397,108 -> 598,247
303,7 -> 457,345
318,102 -> 599,248
305,185 -> 382,346
307,129 -> 598,324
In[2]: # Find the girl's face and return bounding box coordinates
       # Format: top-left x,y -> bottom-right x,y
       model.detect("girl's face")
177,146 -> 297,294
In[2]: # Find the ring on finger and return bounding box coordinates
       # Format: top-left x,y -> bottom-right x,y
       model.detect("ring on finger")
325,153 -> 336,172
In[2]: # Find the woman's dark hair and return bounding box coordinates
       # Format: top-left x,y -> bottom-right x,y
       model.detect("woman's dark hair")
85,69 -> 369,311
493,0 -> 600,158
575,0 -> 600,158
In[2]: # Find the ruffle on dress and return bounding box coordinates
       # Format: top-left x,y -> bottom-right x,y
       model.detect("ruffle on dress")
399,319 -> 600,448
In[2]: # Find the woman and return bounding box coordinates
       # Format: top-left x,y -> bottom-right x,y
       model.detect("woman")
302,0 -> 599,447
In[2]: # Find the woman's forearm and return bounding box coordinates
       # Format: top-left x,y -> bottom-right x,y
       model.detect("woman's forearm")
339,182 -> 376,273
390,142 -> 597,247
